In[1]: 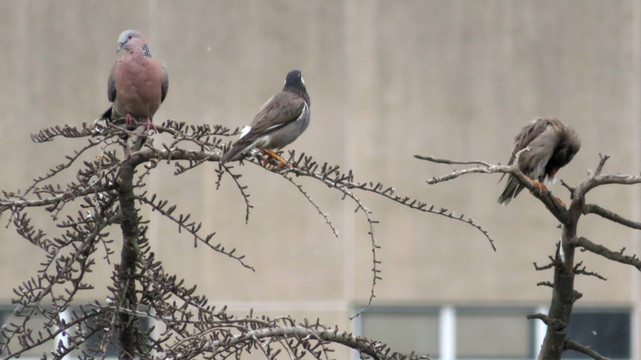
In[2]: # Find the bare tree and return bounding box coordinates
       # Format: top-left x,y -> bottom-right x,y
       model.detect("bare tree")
0,121 -> 492,360
417,154 -> 641,360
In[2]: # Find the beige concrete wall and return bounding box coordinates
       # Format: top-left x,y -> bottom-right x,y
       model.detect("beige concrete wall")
0,0 -> 639,356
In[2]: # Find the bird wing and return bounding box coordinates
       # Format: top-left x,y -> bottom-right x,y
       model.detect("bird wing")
107,62 -> 117,103
246,91 -> 307,136
160,60 -> 169,103
516,125 -> 559,177
507,118 -> 553,166
99,62 -> 118,121
220,92 -> 307,163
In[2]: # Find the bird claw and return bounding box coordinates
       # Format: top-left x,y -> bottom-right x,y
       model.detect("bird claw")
261,149 -> 292,168
125,114 -> 135,126
532,181 -> 566,208
532,181 -> 549,195
123,115 -> 156,135
143,118 -> 157,135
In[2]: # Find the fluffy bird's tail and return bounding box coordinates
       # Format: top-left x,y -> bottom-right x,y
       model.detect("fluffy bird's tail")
497,175 -> 524,205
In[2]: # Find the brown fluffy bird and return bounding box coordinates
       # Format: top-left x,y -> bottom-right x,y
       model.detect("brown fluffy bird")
100,30 -> 168,132
221,70 -> 310,165
498,118 -> 581,205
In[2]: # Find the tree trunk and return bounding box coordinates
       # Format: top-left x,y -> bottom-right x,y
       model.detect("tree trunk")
117,160 -> 140,360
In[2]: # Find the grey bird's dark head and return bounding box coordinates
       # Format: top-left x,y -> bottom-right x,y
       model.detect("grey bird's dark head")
283,70 -> 309,104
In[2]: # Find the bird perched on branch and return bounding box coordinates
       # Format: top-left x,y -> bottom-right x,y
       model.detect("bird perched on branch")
100,29 -> 168,133
221,70 -> 310,166
498,118 -> 581,205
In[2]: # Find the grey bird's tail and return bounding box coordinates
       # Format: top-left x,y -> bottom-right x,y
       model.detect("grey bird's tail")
220,147 -> 240,163
498,175 -> 524,205
220,140 -> 251,163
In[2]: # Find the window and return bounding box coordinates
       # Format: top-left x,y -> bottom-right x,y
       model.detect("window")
60,306 -> 121,358
357,306 -> 632,360
456,308 -> 534,359
0,305 -> 152,359
565,308 -> 631,359
0,306 -> 57,358
359,307 -> 439,357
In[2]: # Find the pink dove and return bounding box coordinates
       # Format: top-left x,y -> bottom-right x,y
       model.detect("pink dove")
100,29 -> 168,133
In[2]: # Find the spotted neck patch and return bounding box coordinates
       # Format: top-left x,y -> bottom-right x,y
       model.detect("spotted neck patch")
141,44 -> 152,58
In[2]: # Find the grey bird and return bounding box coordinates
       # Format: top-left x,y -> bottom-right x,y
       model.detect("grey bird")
498,118 -> 581,205
221,70 -> 310,165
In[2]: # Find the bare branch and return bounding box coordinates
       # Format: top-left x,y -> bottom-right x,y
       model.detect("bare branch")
583,203 -> 641,230
0,182 -> 117,212
573,261 -> 607,281
193,325 -> 429,360
536,281 -> 554,288
580,173 -> 641,193
572,155 -> 641,199
30,122 -> 97,142
346,193 -> 381,320
565,338 -> 610,360
217,163 -> 254,223
283,152 -> 496,250
413,154 -> 492,167
527,312 -> 549,324
559,179 -> 575,193
135,194 -> 255,271
415,154 -> 569,223
576,237 -> 641,271
158,119 -> 240,139
281,174 -> 339,238
23,139 -> 104,196
424,164 -> 504,184
594,153 -> 610,176
533,260 -> 555,271
209,151 -> 498,318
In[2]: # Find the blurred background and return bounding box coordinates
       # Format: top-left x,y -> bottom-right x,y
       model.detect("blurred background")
0,1 -> 639,359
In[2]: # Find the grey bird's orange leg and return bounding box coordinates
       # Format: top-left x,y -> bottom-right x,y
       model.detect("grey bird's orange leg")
532,180 -> 566,207
532,181 -> 549,195
261,149 -> 292,168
